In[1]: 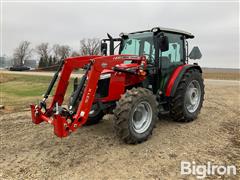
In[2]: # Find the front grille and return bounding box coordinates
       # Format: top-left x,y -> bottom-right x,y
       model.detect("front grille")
96,78 -> 110,98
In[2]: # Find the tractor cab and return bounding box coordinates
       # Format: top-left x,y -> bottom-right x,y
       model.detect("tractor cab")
101,27 -> 202,94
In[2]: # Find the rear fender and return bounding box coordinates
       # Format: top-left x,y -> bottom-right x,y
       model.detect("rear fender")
165,64 -> 202,97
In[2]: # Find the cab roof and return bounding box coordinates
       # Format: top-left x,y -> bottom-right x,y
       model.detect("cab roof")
129,26 -> 194,39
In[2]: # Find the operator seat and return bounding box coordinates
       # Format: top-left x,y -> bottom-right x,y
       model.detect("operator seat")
160,56 -> 171,72
160,56 -> 171,90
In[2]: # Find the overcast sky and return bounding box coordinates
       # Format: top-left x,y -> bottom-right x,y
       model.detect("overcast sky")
1,1 -> 239,68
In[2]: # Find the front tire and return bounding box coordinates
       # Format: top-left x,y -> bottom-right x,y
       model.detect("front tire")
85,103 -> 104,125
113,87 -> 158,144
170,68 -> 204,122
68,92 -> 104,125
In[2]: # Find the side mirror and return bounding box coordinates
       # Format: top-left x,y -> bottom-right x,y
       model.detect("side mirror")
159,36 -> 169,52
189,46 -> 202,60
101,42 -> 107,55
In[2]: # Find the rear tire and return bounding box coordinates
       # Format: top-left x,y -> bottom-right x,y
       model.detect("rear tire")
170,68 -> 204,122
113,87 -> 158,144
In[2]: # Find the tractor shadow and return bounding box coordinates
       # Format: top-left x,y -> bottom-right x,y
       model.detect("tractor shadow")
75,114 -> 115,137
74,113 -> 186,140
72,113 -> 188,149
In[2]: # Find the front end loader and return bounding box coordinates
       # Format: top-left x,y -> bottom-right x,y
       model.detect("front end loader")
31,27 -> 204,144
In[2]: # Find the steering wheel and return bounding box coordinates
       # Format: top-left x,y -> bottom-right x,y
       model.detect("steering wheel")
143,53 -> 155,65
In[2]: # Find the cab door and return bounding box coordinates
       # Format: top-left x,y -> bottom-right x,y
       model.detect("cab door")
159,33 -> 185,92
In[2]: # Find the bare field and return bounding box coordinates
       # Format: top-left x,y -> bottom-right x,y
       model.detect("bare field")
202,68 -> 240,80
203,72 -> 240,81
0,79 -> 239,179
1,69 -> 240,81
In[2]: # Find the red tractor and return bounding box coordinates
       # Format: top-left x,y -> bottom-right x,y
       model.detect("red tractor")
31,27 -> 204,144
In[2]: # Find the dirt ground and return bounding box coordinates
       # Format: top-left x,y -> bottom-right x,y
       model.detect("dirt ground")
0,80 -> 239,180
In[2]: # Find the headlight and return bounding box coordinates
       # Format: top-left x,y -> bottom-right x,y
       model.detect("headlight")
100,73 -> 111,80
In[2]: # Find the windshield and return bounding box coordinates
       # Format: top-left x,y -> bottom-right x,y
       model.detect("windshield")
120,32 -> 155,63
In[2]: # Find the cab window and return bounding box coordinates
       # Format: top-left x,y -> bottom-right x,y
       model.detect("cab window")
161,33 -> 184,63
142,41 -> 154,63
120,32 -> 155,63
121,39 -> 140,55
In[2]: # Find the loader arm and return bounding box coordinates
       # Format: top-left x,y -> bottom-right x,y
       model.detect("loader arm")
30,55 -> 146,138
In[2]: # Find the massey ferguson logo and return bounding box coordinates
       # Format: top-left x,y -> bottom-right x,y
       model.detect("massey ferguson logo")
113,55 -> 140,60
101,63 -> 108,68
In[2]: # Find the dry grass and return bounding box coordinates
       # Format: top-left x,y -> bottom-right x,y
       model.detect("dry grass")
0,73 -> 73,113
0,73 -> 17,83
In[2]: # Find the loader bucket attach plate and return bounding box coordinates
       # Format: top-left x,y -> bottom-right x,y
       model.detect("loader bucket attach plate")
30,104 -> 43,124
53,114 -> 69,137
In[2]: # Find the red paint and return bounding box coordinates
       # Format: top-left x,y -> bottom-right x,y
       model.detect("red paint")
165,65 -> 186,96
30,55 -> 146,138
30,105 -> 43,124
117,63 -> 139,68
53,114 -> 69,137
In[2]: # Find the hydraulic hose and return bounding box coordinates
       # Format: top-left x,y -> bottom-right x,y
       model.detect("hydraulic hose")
69,61 -> 93,114
43,60 -> 65,99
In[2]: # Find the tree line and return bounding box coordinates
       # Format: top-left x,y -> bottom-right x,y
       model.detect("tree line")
13,38 -> 101,68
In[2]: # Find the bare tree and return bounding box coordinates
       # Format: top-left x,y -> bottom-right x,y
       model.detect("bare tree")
13,41 -> 32,66
36,43 -> 50,60
52,44 -> 71,60
59,45 -> 71,60
52,44 -> 61,61
80,38 -> 100,56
